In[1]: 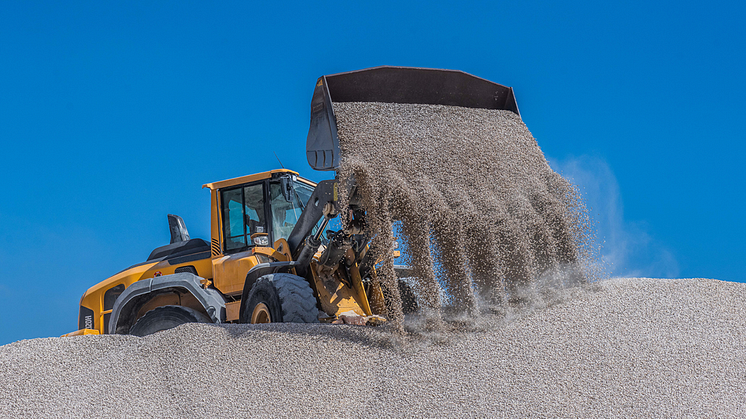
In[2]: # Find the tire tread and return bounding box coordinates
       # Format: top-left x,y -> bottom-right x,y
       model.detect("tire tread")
272,274 -> 319,323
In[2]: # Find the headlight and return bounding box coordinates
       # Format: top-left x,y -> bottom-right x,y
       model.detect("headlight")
253,235 -> 270,246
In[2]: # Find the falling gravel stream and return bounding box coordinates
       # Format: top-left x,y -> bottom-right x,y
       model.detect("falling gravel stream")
334,103 -> 597,326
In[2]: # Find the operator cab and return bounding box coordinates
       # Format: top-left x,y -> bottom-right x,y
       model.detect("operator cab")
204,170 -> 320,255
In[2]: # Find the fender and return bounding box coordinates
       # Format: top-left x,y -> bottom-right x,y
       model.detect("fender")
108,272 -> 226,334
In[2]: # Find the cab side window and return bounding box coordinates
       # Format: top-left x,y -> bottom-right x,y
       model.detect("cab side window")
221,183 -> 265,252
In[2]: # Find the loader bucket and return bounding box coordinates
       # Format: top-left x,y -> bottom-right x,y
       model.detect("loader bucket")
306,66 -> 520,171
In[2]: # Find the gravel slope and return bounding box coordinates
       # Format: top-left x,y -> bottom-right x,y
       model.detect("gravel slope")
2,277 -> 745,418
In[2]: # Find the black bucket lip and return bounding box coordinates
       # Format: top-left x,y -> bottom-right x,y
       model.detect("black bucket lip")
322,65 -> 520,116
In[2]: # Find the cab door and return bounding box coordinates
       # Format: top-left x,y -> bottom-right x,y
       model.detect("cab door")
211,181 -> 269,295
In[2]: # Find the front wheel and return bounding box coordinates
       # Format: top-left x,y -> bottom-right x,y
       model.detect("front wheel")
399,280 -> 419,315
381,279 -> 420,315
128,305 -> 211,336
241,273 -> 319,324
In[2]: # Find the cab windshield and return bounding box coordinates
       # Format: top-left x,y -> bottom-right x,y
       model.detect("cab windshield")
269,179 -> 314,241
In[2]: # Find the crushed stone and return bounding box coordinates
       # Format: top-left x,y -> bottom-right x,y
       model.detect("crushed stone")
1,278 -> 744,418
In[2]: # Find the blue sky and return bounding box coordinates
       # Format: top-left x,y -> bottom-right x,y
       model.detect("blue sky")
1,1 -> 744,345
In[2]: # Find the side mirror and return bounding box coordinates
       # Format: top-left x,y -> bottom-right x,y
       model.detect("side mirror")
280,175 -> 295,203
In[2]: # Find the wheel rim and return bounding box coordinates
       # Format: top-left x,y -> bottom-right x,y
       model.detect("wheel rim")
251,302 -> 272,323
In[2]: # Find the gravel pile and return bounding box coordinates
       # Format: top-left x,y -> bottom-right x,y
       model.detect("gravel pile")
333,103 -> 597,327
2,277 -> 745,418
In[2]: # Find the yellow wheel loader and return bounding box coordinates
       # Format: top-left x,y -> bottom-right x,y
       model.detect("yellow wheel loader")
64,66 -> 520,337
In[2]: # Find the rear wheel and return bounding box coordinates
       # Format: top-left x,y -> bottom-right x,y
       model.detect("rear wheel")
241,273 -> 319,324
129,305 -> 211,337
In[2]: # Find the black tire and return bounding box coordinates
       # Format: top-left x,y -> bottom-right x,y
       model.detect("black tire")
381,279 -> 420,315
129,305 -> 211,337
241,273 -> 319,324
398,280 -> 419,315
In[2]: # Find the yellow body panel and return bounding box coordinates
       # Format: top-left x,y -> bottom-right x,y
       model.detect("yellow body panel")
311,260 -> 374,318
61,328 -> 100,337
202,169 -> 310,191
76,254 -> 213,335
348,263 -> 372,316
209,187 -> 222,257
225,301 -> 241,322
366,270 -> 388,316
211,250 -> 264,295
253,245 -> 290,262
272,238 -> 292,261
78,262 -> 157,334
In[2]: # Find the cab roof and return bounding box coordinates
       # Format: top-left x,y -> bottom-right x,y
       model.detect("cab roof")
202,169 -> 316,190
